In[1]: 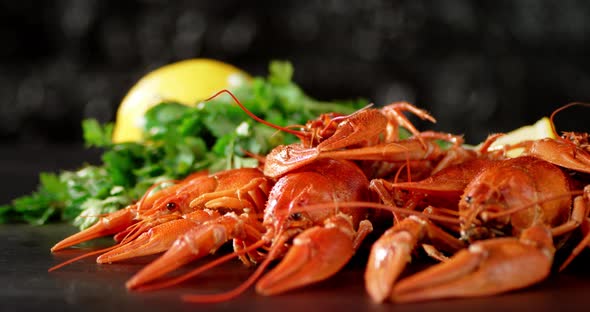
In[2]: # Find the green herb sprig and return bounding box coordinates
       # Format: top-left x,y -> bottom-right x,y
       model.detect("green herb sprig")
0,61 -> 367,229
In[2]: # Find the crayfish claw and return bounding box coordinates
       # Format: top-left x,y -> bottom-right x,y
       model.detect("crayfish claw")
365,226 -> 417,303
51,205 -> 136,252
126,214 -> 257,290
392,226 -> 554,303
97,218 -> 198,264
256,218 -> 356,296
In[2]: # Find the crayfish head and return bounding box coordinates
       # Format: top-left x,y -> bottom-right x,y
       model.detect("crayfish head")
459,184 -> 511,243
142,193 -> 190,220
262,158 -> 370,246
263,172 -> 331,235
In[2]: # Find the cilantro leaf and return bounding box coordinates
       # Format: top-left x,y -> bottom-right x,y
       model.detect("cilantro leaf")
3,60 -> 368,229
83,119 -> 113,148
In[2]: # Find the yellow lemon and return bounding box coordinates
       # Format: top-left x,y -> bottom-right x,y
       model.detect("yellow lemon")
112,59 -> 250,143
484,117 -> 556,157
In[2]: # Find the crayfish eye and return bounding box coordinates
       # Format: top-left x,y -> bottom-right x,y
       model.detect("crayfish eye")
166,202 -> 176,211
465,196 -> 473,204
289,212 -> 302,221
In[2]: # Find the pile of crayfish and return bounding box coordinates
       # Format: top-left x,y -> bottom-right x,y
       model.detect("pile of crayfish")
49,92 -> 590,304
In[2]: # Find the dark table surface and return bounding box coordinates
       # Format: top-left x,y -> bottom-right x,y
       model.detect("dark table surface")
2,144 -> 590,312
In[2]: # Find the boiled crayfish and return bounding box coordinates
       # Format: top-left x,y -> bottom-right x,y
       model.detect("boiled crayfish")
50,89 -> 438,301
364,105 -> 590,302
49,91 -> 590,304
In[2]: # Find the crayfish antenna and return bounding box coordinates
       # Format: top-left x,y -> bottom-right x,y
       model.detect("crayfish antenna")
559,186 -> 590,271
181,236 -> 287,303
48,244 -> 121,272
285,201 -> 460,225
549,102 -> 590,141
559,224 -> 590,272
49,218 -> 163,272
477,133 -> 506,154
205,89 -> 307,140
482,190 -> 584,221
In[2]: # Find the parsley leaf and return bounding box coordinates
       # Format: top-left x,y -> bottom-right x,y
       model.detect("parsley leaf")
2,60 -> 368,229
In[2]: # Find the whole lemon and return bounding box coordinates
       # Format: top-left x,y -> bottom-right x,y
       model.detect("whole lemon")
112,59 -> 250,143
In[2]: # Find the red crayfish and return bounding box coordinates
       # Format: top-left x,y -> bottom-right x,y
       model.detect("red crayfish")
49,92 -> 590,304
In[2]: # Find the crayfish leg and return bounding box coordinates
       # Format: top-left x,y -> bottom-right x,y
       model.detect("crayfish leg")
559,185 -> 590,271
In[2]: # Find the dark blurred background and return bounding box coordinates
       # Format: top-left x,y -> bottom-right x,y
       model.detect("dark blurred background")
1,0 -> 589,145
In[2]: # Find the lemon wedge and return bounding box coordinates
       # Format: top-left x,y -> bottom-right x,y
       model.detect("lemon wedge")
485,117 -> 556,157
112,59 -> 250,143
